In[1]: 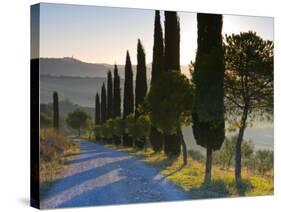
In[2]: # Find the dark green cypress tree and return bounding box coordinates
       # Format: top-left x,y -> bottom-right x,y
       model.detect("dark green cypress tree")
113,64 -> 121,145
135,39 -> 148,148
107,70 -> 113,119
53,91 -> 59,130
95,93 -> 101,125
113,64 -> 121,118
123,51 -> 134,147
100,83 -> 107,124
135,39 -> 147,117
163,11 -> 181,156
151,10 -> 164,83
95,93 -> 101,140
192,13 -> 225,184
150,10 -> 165,152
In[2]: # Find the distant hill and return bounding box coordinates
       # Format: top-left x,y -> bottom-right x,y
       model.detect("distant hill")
40,74 -> 124,107
39,57 -> 190,79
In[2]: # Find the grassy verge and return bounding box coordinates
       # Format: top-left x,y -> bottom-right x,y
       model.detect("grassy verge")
40,129 -> 80,198
105,144 -> 273,199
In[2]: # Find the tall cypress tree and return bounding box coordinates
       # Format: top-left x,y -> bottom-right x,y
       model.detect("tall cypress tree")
150,10 -> 165,152
113,64 -> 121,145
95,93 -> 101,140
123,51 -> 134,146
163,11 -> 181,156
113,64 -> 121,118
151,10 -> 164,83
135,39 -> 147,117
95,93 -> 101,125
53,91 -> 59,130
192,13 -> 225,184
135,39 -> 148,148
107,70 -> 113,119
100,83 -> 107,124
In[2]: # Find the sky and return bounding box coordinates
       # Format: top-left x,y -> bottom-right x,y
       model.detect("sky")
36,3 -> 274,68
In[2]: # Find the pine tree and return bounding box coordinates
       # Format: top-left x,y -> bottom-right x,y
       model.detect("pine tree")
107,70 -> 113,119
135,39 -> 148,148
53,91 -> 59,130
150,10 -> 165,152
192,13 -> 225,184
113,64 -> 121,145
163,11 -> 181,156
95,93 -> 101,125
123,51 -> 134,146
101,83 -> 107,124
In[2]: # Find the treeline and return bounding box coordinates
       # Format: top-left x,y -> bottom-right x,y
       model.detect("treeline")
92,11 -> 273,184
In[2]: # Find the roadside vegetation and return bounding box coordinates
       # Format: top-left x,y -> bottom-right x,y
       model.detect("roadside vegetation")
106,143 -> 273,199
39,92 -> 80,197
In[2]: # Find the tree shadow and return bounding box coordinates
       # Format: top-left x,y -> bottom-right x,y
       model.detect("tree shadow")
189,180 -> 229,199
234,179 -> 253,196
41,142 -> 187,209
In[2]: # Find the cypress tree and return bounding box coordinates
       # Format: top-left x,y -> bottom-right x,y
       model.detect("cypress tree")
107,70 -> 113,119
163,11 -> 181,156
192,13 -> 225,184
151,10 -> 164,83
100,83 -> 107,124
150,10 -> 165,152
135,39 -> 148,148
95,93 -> 101,125
113,64 -> 121,118
113,64 -> 121,145
123,51 -> 134,147
95,93 -> 101,140
53,91 -> 59,130
135,39 -> 147,117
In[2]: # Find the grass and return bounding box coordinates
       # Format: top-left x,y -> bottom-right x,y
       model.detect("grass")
106,144 -> 273,199
40,129 -> 80,198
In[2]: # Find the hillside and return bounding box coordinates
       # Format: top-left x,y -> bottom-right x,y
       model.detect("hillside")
39,57 -> 190,79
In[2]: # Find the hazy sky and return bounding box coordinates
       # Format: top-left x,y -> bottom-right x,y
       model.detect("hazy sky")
38,3 -> 274,67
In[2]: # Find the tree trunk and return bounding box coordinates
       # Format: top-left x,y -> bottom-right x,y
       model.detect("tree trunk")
78,126 -> 81,137
179,130 -> 187,165
204,145 -> 213,184
235,107 -> 248,181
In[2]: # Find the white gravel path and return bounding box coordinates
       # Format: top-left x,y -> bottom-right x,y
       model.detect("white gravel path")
41,141 -> 188,209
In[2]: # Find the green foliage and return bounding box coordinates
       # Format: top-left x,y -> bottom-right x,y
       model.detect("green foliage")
150,10 -> 165,152
213,136 -> 254,170
192,14 -> 225,151
123,51 -> 134,118
255,150 -> 273,176
40,113 -> 52,128
66,108 -> 91,136
101,83 -> 107,123
102,119 -> 114,140
112,117 -> 124,137
125,114 -> 151,142
151,10 -> 164,84
113,64 -> 121,118
107,70 -> 113,119
53,91 -> 59,130
164,11 -> 180,71
224,31 -> 273,180
148,70 -> 193,135
95,93 -> 101,125
224,31 -> 273,120
94,125 -> 102,140
150,127 -> 164,152
135,39 -> 148,117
